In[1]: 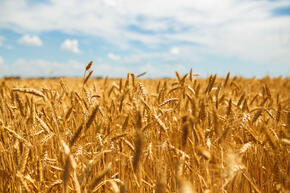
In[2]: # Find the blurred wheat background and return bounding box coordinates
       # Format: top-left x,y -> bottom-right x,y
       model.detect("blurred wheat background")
0,64 -> 289,193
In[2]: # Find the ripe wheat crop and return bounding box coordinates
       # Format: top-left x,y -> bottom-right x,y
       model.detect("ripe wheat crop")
0,64 -> 289,192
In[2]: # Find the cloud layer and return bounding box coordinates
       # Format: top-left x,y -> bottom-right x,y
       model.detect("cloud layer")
0,0 -> 289,77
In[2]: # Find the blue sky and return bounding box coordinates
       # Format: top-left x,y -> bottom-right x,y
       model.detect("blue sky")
0,0 -> 289,78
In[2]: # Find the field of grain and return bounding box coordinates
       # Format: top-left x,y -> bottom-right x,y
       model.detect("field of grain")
0,67 -> 289,192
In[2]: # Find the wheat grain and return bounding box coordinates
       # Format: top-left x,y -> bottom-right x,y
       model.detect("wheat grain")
85,61 -> 93,71
159,98 -> 179,107
83,70 -> 93,85
12,88 -> 46,99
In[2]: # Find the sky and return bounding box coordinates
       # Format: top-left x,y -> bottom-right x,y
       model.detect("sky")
0,0 -> 290,78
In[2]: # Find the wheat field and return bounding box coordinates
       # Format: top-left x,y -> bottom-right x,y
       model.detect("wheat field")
0,65 -> 289,193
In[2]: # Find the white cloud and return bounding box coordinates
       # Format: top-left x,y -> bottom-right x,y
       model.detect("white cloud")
107,53 -> 121,60
0,56 -> 3,64
18,34 -> 43,46
170,47 -> 179,55
60,39 -> 80,54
